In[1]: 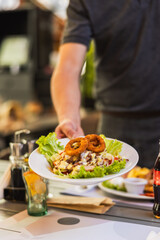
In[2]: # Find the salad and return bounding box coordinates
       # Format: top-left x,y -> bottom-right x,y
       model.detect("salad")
101,167 -> 154,197
102,177 -> 127,192
36,132 -> 127,179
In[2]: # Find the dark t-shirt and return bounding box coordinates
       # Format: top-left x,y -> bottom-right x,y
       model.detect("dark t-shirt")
62,0 -> 160,112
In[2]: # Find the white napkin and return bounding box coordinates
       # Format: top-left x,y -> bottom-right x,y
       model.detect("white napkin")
146,231 -> 160,240
0,162 -> 11,199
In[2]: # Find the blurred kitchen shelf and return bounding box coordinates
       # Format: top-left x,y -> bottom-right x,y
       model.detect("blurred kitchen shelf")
25,113 -> 58,136
0,2 -> 54,106
0,113 -> 58,141
0,110 -> 100,151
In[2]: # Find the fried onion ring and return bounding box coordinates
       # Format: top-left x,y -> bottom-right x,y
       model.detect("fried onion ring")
65,137 -> 88,156
85,134 -> 106,153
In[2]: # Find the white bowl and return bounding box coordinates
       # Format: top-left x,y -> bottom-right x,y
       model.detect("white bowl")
124,178 -> 148,194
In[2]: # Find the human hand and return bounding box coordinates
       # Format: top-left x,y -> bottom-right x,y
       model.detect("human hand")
55,119 -> 84,139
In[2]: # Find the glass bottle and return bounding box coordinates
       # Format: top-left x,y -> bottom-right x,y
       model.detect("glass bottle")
153,141 -> 160,218
10,142 -> 25,188
10,129 -> 30,188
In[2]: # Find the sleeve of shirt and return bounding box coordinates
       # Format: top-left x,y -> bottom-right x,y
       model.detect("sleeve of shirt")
62,0 -> 93,48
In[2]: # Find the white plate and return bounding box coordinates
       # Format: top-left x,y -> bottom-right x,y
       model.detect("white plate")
29,137 -> 139,185
98,182 -> 154,200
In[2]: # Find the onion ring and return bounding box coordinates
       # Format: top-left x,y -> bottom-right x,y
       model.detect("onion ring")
85,134 -> 106,153
65,137 -> 88,156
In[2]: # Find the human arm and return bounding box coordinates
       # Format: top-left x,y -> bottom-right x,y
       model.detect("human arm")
50,42 -> 87,139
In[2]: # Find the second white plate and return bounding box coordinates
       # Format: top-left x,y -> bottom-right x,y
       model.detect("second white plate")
98,182 -> 153,200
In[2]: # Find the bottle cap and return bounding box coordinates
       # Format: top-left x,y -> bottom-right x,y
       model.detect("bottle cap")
14,129 -> 30,143
9,129 -> 31,161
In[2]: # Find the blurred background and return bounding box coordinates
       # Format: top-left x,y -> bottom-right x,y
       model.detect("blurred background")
0,0 -> 99,156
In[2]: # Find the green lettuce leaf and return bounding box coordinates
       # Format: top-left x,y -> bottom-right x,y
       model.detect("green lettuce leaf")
100,134 -> 123,156
69,159 -> 126,179
36,132 -> 64,157
102,180 -> 126,192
